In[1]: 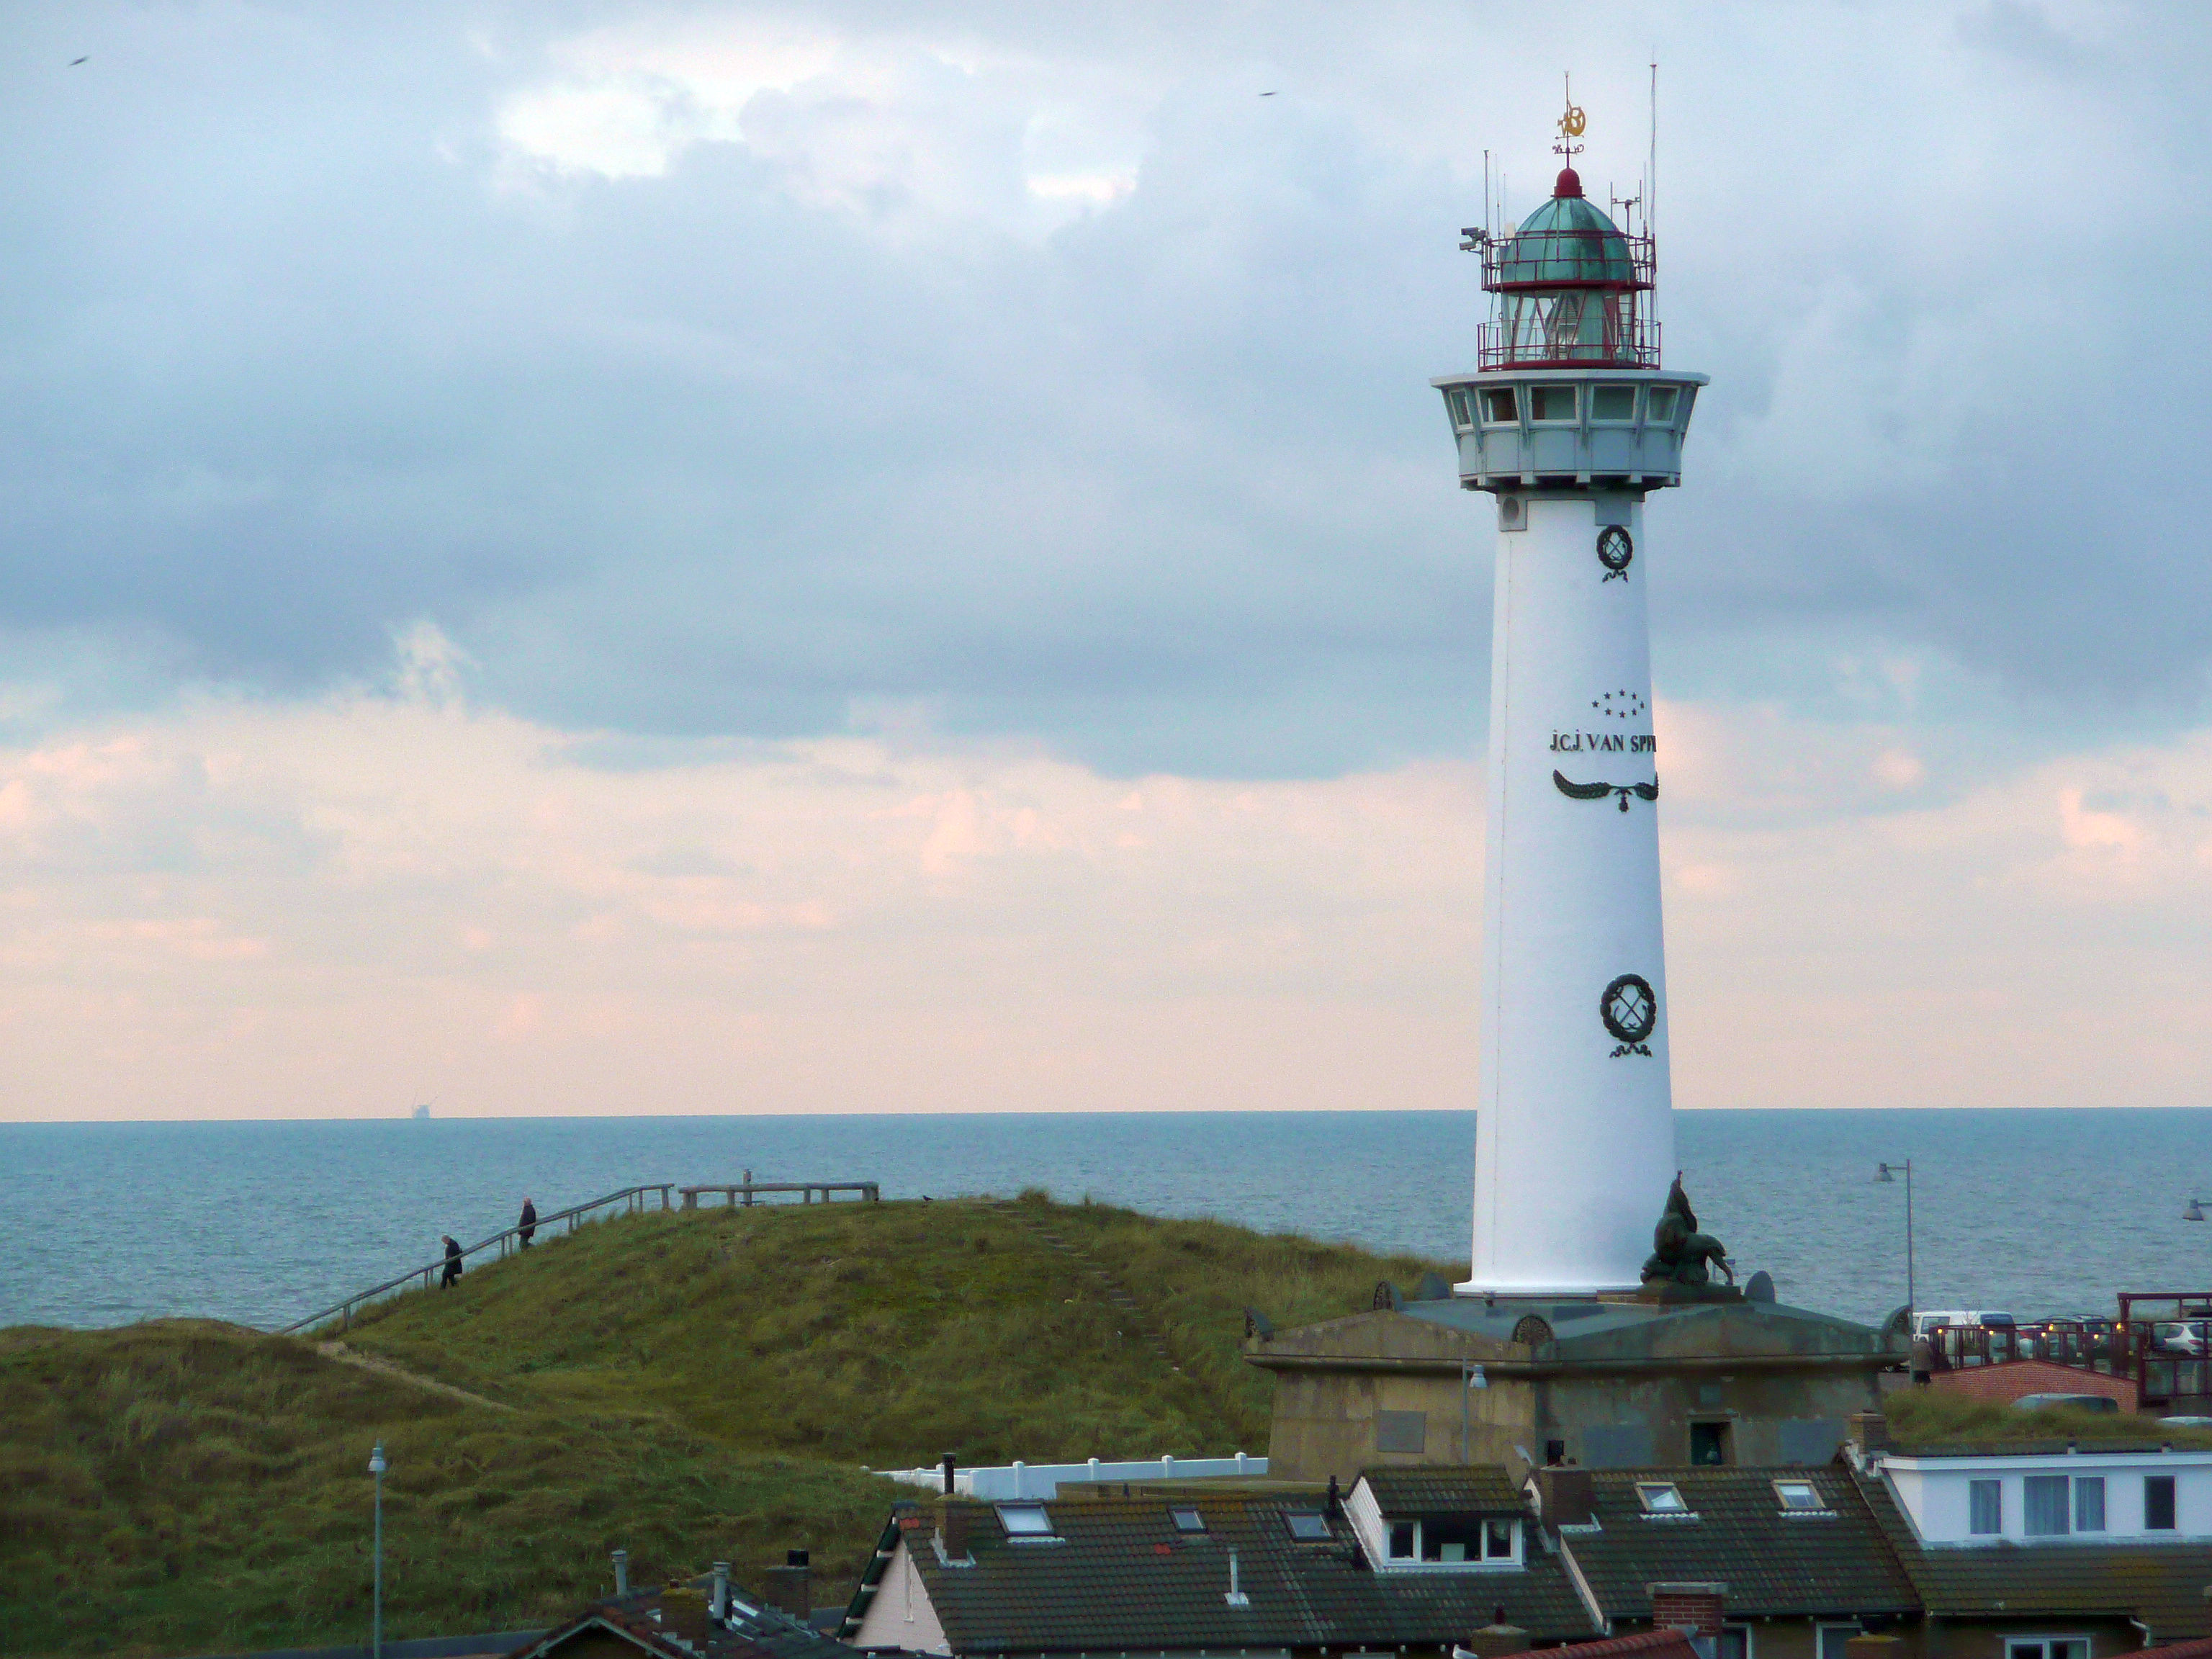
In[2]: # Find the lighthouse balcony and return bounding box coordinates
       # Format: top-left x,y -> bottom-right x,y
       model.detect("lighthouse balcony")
1432,368 -> 1707,493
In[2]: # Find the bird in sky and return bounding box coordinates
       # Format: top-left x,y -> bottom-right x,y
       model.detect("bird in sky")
1258,90 -> 1277,96
70,56 -> 88,65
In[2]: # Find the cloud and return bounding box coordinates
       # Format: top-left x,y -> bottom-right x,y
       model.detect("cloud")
6,2 -> 2212,778
2,652 -> 2212,1119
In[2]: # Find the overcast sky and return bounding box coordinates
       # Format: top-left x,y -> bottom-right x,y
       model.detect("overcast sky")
6,0 -> 2211,1121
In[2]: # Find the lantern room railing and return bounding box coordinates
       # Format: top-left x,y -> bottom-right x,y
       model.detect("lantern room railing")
1481,228 -> 1656,292
1476,316 -> 1661,371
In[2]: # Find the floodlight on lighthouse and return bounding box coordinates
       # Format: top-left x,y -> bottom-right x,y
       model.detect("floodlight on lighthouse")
1431,90 -> 1708,1295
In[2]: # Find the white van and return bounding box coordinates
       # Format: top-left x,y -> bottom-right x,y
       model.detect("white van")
1912,1309 -> 2018,1339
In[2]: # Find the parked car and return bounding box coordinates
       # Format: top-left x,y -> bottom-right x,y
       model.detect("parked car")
2152,1321 -> 2212,1356
1912,1309 -> 2018,1339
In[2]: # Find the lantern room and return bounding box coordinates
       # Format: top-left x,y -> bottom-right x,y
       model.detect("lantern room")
1478,166 -> 1656,369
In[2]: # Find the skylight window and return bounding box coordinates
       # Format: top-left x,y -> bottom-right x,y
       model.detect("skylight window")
1171,1507 -> 1207,1534
1636,1483 -> 1691,1516
1285,1511 -> 1331,1542
1774,1480 -> 1827,1513
996,1503 -> 1054,1538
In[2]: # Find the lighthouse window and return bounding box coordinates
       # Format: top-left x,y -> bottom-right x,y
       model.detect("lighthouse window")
1529,385 -> 1578,422
1445,388 -> 1474,430
1645,386 -> 1679,423
1591,385 -> 1637,421
1480,387 -> 1519,424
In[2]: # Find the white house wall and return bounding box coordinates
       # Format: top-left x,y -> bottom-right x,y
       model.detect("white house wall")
851,1538 -> 949,1654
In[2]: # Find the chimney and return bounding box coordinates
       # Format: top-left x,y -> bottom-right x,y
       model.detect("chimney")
1459,1609 -> 1531,1659
1650,1583 -> 1726,1641
763,1550 -> 811,1621
611,1550 -> 630,1597
1534,1467 -> 1595,1527
940,1499 -> 971,1560
942,1452 -> 957,1494
1847,1412 -> 1889,1458
710,1562 -> 729,1619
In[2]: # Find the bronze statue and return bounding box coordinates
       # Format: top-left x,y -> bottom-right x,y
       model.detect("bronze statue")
1641,1172 -> 1735,1287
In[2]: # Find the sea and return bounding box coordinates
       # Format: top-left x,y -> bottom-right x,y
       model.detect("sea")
4,1108 -> 2209,1334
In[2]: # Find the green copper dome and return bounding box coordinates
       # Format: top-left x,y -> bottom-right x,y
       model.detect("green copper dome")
1491,173 -> 1640,288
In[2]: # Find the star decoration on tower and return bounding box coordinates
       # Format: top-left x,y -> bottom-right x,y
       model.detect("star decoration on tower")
1589,690 -> 1647,719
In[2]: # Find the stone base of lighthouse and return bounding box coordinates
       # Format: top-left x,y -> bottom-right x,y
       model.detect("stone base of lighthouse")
1249,1290 -> 1899,1483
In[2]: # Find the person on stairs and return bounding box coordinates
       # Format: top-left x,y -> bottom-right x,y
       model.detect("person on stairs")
439,1233 -> 464,1289
518,1197 -> 537,1249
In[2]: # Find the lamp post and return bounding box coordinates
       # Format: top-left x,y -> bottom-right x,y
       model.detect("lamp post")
1876,1161 -> 1916,1319
369,1442 -> 387,1659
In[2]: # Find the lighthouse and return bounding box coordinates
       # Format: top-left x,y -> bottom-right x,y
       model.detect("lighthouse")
1434,99 -> 1707,1295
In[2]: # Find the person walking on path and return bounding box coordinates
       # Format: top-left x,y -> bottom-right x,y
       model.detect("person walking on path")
518,1197 -> 537,1249
439,1234 -> 464,1290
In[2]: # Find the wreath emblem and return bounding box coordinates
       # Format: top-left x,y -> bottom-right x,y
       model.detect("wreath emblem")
1600,973 -> 1656,1057
1596,526 -> 1634,580
1556,771 -> 1659,812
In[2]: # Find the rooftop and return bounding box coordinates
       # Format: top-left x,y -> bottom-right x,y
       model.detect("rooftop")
847,1489 -> 1600,1653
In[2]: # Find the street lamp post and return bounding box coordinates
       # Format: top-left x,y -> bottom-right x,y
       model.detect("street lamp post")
369,1442 -> 387,1659
1876,1161 -> 1916,1319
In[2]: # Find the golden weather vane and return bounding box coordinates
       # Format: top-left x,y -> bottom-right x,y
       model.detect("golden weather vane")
1555,71 -> 1586,161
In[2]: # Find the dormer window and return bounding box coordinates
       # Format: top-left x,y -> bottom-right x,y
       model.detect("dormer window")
1773,1480 -> 1830,1515
1170,1507 -> 1206,1534
996,1503 -> 1054,1539
1285,1511 -> 1331,1542
1379,1516 -> 1518,1565
1637,1483 -> 1692,1516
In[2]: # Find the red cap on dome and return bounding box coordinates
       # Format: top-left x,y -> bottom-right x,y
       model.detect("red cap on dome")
1552,167 -> 1583,199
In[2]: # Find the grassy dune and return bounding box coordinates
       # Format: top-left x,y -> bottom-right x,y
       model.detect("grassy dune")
1,1195 -> 1449,1658
338,1193 -> 1448,1460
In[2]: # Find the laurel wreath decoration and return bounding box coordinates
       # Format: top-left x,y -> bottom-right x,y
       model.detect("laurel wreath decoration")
1596,525 -> 1634,580
1600,972 -> 1657,1057
1555,770 -> 1658,812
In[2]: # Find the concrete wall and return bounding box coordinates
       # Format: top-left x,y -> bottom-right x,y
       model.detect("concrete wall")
1266,1364 -> 1885,1483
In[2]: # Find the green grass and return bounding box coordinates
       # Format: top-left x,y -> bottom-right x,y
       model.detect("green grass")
1,1197 -> 1452,1658
338,1195 -> 1451,1460
1885,1381 -> 2212,1447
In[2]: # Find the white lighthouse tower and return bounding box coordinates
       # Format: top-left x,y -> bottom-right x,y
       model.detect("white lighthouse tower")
1434,99 -> 1706,1295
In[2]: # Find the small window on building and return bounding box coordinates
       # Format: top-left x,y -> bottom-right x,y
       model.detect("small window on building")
1690,1421 -> 1732,1466
1645,386 -> 1679,423
1483,1519 -> 1516,1560
1444,388 -> 1474,431
1480,387 -> 1518,424
2010,1642 -> 2090,1659
1285,1511 -> 1331,1542
1635,1482 -> 1689,1515
1387,1519 -> 1418,1559
1773,1480 -> 1825,1513
1529,385 -> 1578,423
2024,1475 -> 2070,1537
2146,1474 -> 2177,1531
1170,1507 -> 1206,1534
1591,385 -> 1637,421
996,1503 -> 1053,1537
2075,1476 -> 2105,1532
1817,1626 -> 1857,1659
1718,1628 -> 1752,1659
1969,1478 -> 2002,1535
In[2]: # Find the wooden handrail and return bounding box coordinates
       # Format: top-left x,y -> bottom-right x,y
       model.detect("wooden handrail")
678,1181 -> 879,1209
273,1184 -> 675,1336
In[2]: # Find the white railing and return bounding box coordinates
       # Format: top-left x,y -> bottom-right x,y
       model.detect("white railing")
871,1452 -> 1267,1499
